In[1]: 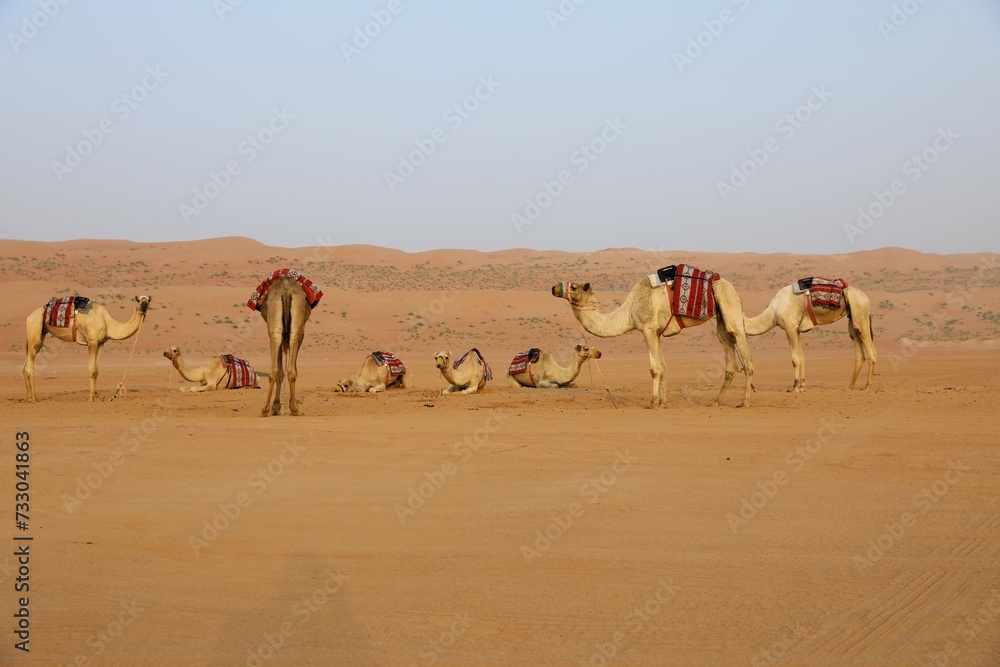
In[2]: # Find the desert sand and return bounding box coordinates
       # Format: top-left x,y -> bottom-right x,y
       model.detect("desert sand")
1,239 -> 998,666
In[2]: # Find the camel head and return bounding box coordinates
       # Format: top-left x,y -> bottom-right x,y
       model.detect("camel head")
135,295 -> 152,315
162,346 -> 181,361
334,378 -> 353,393
575,344 -> 602,360
433,351 -> 452,371
551,282 -> 595,309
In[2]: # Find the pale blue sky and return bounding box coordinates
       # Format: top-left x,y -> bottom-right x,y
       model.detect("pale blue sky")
2,1 -> 998,253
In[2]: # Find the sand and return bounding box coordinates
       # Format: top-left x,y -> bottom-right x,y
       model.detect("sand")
1,239 -> 998,666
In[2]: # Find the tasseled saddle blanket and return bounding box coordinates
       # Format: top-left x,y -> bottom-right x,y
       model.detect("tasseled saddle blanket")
794,277 -> 847,309
372,351 -> 406,376
247,268 -> 324,311
220,354 -> 258,388
43,296 -> 92,341
508,348 -> 541,376
455,348 -> 492,381
650,264 -> 720,319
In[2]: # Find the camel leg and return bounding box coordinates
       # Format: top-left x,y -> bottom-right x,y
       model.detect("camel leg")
262,337 -> 282,416
401,372 -> 413,389
87,341 -> 103,402
286,316 -> 307,416
785,328 -> 805,392
460,386 -> 479,394
641,328 -> 667,408
506,375 -> 525,388
23,317 -> 45,403
848,318 -> 878,391
272,342 -> 287,416
713,318 -> 739,407
733,330 -> 754,408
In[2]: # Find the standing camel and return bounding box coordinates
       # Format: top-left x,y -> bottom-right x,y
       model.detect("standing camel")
23,295 -> 151,402
744,279 -> 877,392
249,270 -> 322,416
552,268 -> 754,408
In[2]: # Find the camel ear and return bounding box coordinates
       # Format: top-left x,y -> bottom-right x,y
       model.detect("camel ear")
582,282 -> 591,292
575,344 -> 583,351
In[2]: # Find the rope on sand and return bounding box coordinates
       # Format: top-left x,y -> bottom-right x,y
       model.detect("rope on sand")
109,317 -> 144,402
576,323 -> 618,409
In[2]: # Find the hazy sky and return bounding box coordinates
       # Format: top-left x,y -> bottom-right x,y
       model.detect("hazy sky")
2,1 -> 999,254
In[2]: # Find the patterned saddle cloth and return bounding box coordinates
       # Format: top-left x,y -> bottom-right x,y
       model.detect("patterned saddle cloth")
455,348 -> 492,381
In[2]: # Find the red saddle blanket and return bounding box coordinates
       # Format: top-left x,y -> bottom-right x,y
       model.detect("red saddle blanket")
508,348 -> 541,375
372,351 -> 406,377
671,264 -> 719,319
44,296 -> 76,328
455,348 -> 492,381
220,354 -> 258,388
44,296 -> 92,329
797,277 -> 847,309
247,269 -> 323,311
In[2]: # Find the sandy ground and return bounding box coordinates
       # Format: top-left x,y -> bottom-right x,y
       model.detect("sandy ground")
1,239 -> 998,665
1,346 -> 998,666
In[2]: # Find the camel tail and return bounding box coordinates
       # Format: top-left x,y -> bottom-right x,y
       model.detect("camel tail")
281,291 -> 293,345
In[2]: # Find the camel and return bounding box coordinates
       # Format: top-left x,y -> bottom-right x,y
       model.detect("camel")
744,280 -> 877,392
23,295 -> 151,402
255,275 -> 313,416
552,271 -> 754,408
434,349 -> 491,394
507,345 -> 602,388
162,347 -> 262,391
335,351 -> 413,393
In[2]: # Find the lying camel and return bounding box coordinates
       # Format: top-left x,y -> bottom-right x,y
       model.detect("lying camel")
163,347 -> 262,391
507,345 -> 602,388
435,349 -> 491,394
335,351 -> 413,393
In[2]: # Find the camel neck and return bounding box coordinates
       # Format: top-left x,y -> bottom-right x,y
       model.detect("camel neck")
106,308 -> 146,340
572,294 -> 634,338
